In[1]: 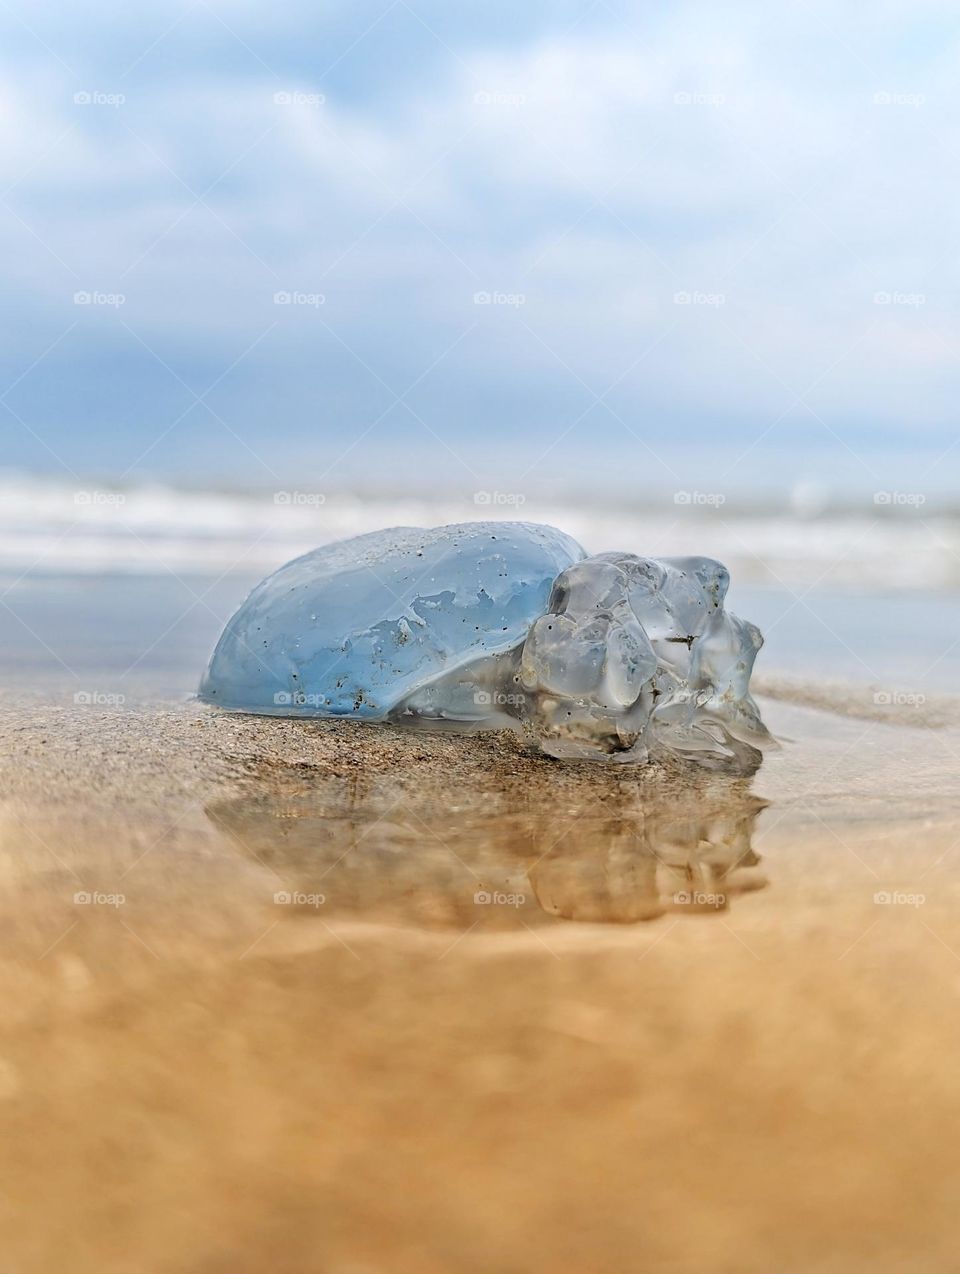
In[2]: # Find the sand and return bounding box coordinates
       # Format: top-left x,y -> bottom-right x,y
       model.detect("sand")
1,691 -> 960,1273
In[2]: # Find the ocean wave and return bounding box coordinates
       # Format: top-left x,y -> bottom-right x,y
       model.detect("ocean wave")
0,474 -> 957,590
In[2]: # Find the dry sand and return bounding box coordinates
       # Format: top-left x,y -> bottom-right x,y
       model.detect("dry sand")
1,691 -> 959,1273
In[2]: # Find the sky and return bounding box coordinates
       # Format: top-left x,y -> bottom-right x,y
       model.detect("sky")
1,0 -> 959,497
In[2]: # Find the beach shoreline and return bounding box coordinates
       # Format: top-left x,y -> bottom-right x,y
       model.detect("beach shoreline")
2,693 -> 960,1271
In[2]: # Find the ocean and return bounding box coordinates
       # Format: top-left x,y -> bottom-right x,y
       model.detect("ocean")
0,473 -> 957,699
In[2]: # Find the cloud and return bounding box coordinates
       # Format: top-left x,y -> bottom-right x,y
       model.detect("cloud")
0,0 -> 958,487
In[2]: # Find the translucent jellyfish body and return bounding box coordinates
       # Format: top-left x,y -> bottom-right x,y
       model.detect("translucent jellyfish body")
199,521 -> 770,770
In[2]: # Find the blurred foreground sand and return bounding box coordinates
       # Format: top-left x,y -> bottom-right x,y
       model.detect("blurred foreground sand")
0,695 -> 959,1273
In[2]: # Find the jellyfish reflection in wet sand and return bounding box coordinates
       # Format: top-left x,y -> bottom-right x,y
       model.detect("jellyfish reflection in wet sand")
208,769 -> 768,927
200,521 -> 771,772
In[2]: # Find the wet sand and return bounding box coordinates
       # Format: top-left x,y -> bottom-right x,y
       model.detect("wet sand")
1,692 -> 960,1272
